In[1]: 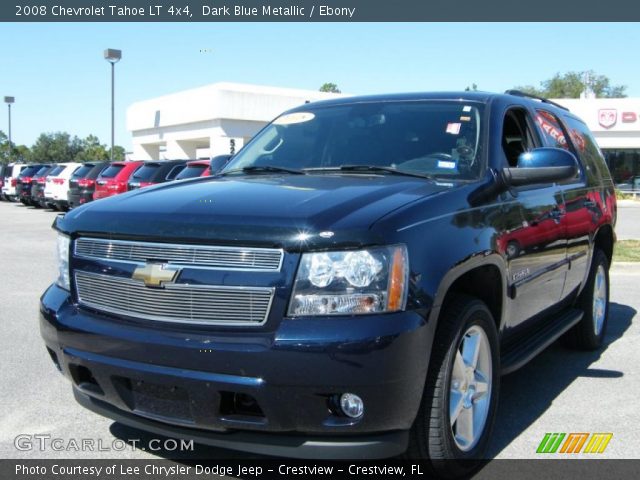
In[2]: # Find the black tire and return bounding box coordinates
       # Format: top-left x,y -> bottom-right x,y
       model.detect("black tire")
407,294 -> 500,478
564,249 -> 610,350
506,241 -> 521,259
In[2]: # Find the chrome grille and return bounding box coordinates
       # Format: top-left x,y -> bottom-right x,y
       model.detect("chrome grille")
75,271 -> 273,326
74,238 -> 283,271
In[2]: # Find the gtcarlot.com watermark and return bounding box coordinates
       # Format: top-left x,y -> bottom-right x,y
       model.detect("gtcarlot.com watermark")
14,434 -> 194,452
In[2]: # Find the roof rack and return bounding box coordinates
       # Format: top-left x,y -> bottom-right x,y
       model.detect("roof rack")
504,90 -> 570,112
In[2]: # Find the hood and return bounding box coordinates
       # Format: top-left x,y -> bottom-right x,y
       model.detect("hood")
57,174 -> 455,250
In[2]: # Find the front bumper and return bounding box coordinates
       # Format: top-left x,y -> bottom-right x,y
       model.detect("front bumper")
40,284 -> 433,458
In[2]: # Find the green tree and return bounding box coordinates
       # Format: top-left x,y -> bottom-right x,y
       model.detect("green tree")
75,135 -> 110,162
30,132 -> 83,163
14,145 -> 32,162
319,82 -> 341,93
110,145 -> 126,161
515,71 -> 627,98
0,130 -> 31,163
465,83 -> 478,92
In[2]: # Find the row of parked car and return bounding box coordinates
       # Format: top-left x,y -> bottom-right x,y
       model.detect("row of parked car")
0,159 -> 213,210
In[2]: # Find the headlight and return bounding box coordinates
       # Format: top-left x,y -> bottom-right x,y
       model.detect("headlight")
288,245 -> 408,316
56,234 -> 70,290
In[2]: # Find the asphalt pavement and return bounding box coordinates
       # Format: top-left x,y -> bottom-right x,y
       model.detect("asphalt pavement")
0,200 -> 638,462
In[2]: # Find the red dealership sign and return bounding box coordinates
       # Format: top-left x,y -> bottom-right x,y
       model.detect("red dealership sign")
598,109 -> 617,129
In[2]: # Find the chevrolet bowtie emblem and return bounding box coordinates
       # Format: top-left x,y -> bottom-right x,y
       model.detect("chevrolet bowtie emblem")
132,263 -> 180,287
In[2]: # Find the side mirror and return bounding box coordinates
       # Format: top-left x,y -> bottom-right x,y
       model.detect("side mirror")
502,147 -> 578,187
210,155 -> 232,175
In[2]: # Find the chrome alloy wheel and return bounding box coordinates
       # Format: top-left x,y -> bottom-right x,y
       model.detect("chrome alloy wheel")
592,264 -> 607,336
449,325 -> 492,451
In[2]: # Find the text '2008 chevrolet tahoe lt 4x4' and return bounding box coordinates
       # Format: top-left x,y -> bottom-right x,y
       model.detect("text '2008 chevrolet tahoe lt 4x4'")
40,91 -> 616,476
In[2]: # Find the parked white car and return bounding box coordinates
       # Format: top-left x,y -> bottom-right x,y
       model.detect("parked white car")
1,163 -> 28,201
44,162 -> 82,210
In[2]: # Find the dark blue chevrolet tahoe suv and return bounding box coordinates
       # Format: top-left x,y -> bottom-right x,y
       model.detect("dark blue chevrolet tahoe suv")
40,91 -> 616,475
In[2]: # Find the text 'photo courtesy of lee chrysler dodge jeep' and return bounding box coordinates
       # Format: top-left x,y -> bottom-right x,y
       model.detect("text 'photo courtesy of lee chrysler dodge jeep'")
40,91 -> 616,477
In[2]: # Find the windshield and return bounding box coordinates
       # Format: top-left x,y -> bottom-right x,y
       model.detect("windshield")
224,101 -> 484,179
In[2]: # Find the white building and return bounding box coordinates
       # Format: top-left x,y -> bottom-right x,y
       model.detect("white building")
126,82 -> 344,161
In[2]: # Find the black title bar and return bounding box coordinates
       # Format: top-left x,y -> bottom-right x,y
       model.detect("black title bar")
3,0 -> 640,22
3,459 -> 640,480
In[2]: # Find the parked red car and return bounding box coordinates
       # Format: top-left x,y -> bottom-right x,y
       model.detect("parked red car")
93,161 -> 143,200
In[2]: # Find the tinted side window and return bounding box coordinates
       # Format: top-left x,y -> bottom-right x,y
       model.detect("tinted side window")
535,110 -> 570,151
561,115 -> 611,185
535,109 -> 582,183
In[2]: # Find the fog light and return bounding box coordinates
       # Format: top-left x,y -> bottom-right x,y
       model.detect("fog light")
340,393 -> 364,418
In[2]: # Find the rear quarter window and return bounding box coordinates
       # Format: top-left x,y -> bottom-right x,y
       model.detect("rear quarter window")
561,114 -> 611,185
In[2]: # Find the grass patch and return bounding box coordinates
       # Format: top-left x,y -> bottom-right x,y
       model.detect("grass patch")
616,190 -> 635,201
613,240 -> 640,262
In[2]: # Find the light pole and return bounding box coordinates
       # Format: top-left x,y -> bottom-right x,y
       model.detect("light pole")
4,96 -> 14,161
103,49 -> 121,162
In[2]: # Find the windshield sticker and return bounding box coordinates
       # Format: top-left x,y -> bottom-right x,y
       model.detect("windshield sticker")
437,160 -> 457,169
446,123 -> 461,135
460,116 -> 471,122
462,105 -> 472,112
273,112 -> 315,125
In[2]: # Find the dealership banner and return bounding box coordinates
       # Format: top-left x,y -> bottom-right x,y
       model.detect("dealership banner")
2,0 -> 640,21
3,459 -> 640,479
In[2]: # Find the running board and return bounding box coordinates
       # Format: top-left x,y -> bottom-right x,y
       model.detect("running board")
501,308 -> 584,375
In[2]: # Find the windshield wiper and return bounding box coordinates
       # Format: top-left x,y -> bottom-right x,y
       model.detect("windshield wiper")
304,165 -> 433,179
220,165 -> 306,176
